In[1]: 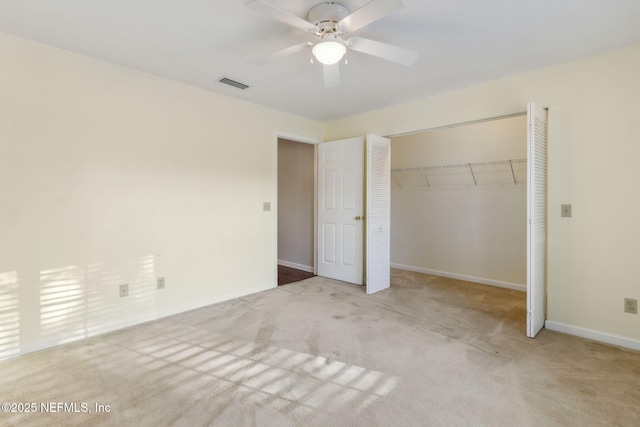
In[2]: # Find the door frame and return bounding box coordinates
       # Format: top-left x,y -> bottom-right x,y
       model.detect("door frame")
274,131 -> 321,285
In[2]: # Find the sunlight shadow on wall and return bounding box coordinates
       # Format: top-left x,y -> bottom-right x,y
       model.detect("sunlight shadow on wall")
0,271 -> 19,359
86,255 -> 156,335
40,265 -> 88,342
40,255 -> 156,345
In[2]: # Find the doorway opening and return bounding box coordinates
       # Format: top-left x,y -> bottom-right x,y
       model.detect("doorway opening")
387,106 -> 548,337
389,113 -> 528,291
388,112 -> 536,325
277,137 -> 317,286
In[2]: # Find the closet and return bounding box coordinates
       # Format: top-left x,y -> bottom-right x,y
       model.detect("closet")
389,114 -> 528,291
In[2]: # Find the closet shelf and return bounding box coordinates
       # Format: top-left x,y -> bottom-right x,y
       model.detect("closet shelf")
391,158 -> 527,188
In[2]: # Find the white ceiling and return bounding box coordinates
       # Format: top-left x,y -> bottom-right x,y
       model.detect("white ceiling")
1,0 -> 639,121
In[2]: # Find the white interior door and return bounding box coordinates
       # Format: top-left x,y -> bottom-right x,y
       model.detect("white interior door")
527,102 -> 548,338
366,134 -> 391,294
317,137 -> 365,285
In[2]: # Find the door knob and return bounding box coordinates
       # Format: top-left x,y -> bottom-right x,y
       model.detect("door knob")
355,216 -> 363,221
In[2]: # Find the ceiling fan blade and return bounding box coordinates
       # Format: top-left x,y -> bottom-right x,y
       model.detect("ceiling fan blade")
347,37 -> 418,66
248,42 -> 313,66
323,64 -> 340,88
245,0 -> 317,32
338,0 -> 405,33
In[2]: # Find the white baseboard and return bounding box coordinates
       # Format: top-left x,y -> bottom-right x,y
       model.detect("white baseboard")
13,282 -> 275,361
545,321 -> 640,352
278,260 -> 314,273
391,263 -> 526,292
156,282 -> 275,318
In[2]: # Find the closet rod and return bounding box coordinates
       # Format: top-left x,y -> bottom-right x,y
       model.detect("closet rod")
390,158 -> 526,173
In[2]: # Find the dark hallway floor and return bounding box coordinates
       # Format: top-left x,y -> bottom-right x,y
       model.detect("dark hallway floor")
278,265 -> 315,286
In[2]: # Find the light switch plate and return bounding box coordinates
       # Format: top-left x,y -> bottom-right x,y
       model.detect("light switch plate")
263,202 -> 271,212
561,204 -> 572,218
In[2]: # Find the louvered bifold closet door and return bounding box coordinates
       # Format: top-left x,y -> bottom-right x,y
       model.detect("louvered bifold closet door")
527,103 -> 548,338
366,134 -> 391,294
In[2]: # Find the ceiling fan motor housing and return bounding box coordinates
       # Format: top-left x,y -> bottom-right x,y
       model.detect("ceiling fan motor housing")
307,2 -> 350,36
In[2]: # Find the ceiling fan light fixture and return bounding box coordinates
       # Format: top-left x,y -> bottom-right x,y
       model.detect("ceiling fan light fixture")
312,40 -> 347,65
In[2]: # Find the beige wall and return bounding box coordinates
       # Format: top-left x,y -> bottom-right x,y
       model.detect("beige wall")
277,139 -> 315,270
326,43 -> 640,347
0,33 -> 323,358
2,28 -> 640,357
391,116 -> 527,289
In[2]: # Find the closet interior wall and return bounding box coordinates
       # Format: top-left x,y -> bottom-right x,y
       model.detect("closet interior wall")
390,115 -> 527,290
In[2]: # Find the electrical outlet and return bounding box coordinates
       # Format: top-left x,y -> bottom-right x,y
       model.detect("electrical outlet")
263,202 -> 271,212
119,284 -> 129,298
624,298 -> 637,314
157,277 -> 165,290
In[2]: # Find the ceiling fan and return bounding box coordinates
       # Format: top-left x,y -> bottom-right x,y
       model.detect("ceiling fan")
245,0 -> 419,87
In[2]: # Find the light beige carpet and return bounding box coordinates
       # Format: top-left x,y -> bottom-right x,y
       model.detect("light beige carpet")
1,270 -> 640,426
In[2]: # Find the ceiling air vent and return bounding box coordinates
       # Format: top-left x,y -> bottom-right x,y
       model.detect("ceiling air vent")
218,77 -> 249,90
